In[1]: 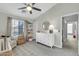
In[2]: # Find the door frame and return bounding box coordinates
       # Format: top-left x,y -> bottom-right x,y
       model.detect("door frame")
61,12 -> 79,54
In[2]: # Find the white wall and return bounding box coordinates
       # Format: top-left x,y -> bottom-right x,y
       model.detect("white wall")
33,3 -> 79,49
78,15 -> 79,55
33,20 -> 39,39
0,13 -> 8,35
33,3 -> 79,39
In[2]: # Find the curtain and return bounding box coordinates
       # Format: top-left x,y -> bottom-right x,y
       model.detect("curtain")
24,21 -> 27,40
7,17 -> 12,36
7,17 -> 27,39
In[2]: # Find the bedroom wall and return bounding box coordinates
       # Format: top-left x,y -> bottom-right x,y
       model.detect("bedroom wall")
33,3 -> 79,49
78,15 -> 79,55
33,3 -> 79,39
0,12 -> 8,35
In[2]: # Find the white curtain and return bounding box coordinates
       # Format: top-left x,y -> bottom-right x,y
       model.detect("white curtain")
7,17 -> 27,40
7,17 -> 12,36
23,21 -> 27,40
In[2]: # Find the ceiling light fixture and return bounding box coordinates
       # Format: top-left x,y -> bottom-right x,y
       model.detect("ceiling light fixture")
26,6 -> 32,11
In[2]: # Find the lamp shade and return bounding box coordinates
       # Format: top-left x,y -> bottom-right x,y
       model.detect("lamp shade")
49,25 -> 54,30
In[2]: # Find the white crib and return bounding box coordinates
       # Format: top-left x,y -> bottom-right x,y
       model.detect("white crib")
0,37 -> 12,55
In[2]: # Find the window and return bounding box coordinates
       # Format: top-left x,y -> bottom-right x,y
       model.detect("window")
18,20 -> 24,35
67,23 -> 73,34
11,19 -> 24,37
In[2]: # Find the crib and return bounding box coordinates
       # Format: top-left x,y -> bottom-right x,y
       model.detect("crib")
0,37 -> 12,56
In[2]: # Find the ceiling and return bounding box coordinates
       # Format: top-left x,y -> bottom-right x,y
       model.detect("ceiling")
0,3 -> 56,21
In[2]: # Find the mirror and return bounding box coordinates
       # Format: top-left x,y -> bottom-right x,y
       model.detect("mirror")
42,21 -> 50,31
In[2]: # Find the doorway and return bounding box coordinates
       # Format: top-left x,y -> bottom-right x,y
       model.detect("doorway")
62,14 -> 78,52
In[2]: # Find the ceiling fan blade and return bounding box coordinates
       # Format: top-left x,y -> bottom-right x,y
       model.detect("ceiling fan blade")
22,10 -> 26,13
32,3 -> 35,5
32,7 -> 41,11
18,7 -> 26,10
29,11 -> 32,14
23,3 -> 27,5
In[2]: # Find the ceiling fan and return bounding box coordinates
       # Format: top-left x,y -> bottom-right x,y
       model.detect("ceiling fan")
18,3 -> 42,14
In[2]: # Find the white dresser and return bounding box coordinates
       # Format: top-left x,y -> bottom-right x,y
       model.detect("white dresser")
36,32 -> 54,48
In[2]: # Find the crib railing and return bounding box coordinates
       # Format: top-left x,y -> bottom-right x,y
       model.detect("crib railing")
0,38 -> 5,51
0,37 -> 12,54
